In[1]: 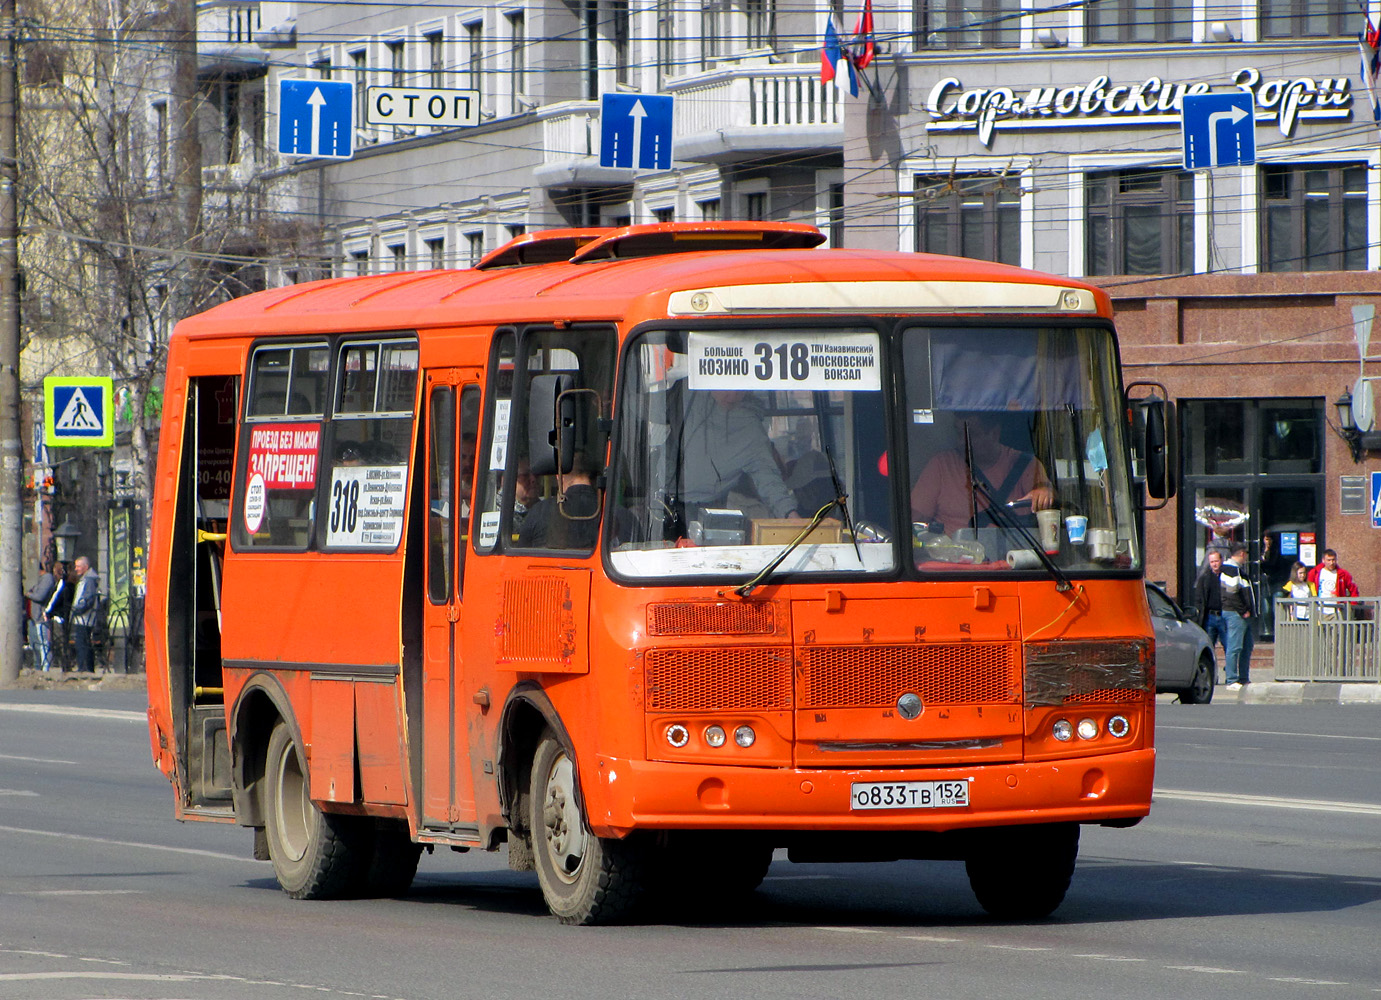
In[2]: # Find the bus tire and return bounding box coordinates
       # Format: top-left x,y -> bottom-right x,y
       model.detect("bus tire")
263,721 -> 368,900
362,819 -> 422,897
529,732 -> 646,925
652,833 -> 773,904
965,822 -> 1079,921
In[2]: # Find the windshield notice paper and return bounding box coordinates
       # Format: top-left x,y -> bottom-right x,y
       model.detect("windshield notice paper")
687,332 -> 881,392
328,466 -> 407,548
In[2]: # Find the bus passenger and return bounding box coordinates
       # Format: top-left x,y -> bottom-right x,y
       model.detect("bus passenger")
910,411 -> 1053,535
679,390 -> 798,519
517,451 -> 601,549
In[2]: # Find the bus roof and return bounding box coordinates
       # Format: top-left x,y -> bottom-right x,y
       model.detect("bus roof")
173,224 -> 1113,341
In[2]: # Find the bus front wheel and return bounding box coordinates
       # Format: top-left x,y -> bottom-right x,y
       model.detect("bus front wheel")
529,732 -> 647,925
965,822 -> 1079,920
263,722 -> 367,900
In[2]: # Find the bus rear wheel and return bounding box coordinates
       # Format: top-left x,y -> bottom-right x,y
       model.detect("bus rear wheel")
263,722 -> 367,900
529,732 -> 647,925
965,822 -> 1079,920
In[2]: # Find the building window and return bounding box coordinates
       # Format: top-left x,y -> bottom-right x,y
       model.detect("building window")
508,11 -> 526,112
746,0 -> 775,48
652,206 -> 674,224
465,21 -> 483,91
1085,168 -> 1194,276
426,30 -> 445,88
1261,164 -> 1368,272
386,39 -> 405,87
311,55 -> 331,80
914,174 -> 1019,265
613,0 -> 630,87
742,191 -> 767,221
702,2 -> 723,67
699,198 -> 721,221
350,249 -> 369,277
351,49 -> 368,136
388,243 -> 407,271
1087,0 -> 1191,43
1260,0 -> 1349,39
505,223 -> 526,242
582,2 -> 599,99
466,231 -> 484,265
656,0 -> 675,83
426,237 -> 445,269
914,0 -> 1019,48
829,182 -> 845,249
152,101 -> 168,189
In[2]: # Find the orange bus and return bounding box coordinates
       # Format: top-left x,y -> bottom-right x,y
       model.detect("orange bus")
146,222 -> 1173,925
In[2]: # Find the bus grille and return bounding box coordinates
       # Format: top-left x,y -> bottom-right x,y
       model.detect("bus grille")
645,646 -> 793,711
1062,687 -> 1147,705
647,602 -> 776,637
799,644 -> 1019,709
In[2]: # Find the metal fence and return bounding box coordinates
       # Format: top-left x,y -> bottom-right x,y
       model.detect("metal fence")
1272,597 -> 1380,682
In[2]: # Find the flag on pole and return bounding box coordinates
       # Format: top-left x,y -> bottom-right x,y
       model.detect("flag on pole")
851,0 -> 876,70
1361,16 -> 1381,123
821,15 -> 858,98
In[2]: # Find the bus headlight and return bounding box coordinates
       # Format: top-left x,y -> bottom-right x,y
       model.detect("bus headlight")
734,725 -> 756,748
1077,718 -> 1099,741
704,725 -> 727,748
1052,719 -> 1073,742
665,724 -> 689,748
1108,715 -> 1131,738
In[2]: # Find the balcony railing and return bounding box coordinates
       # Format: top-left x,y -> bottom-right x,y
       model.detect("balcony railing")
669,66 -> 844,138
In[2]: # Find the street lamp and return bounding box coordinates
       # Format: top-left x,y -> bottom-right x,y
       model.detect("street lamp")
1333,386 -> 1381,464
52,513 -> 81,564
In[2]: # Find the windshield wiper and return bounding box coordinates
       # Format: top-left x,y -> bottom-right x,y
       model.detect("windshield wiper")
967,475 -> 1073,592
734,498 -> 845,597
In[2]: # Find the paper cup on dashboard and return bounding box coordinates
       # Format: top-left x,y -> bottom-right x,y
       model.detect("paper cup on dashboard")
1065,515 -> 1088,544
1035,508 -> 1061,554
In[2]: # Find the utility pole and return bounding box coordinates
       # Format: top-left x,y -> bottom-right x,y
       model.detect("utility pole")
0,0 -> 21,687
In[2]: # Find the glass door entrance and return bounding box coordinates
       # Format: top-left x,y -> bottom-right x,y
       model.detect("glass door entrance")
1179,398 -> 1325,642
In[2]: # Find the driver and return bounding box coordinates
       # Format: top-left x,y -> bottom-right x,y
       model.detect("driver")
910,411 -> 1053,535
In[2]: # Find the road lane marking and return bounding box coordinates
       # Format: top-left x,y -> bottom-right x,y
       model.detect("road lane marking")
10,889 -> 144,896
0,824 -> 249,863
0,703 -> 144,722
0,972 -> 221,982
1158,724 -> 1381,743
0,789 -> 38,797
0,753 -> 78,764
1155,788 -> 1381,816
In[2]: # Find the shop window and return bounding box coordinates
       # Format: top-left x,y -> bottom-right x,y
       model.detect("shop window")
914,174 -> 1019,265
1183,398 -> 1322,476
1260,0 -> 1349,38
1261,164 -> 1368,272
1087,0 -> 1191,43
913,0 -> 1019,49
1085,168 -> 1194,276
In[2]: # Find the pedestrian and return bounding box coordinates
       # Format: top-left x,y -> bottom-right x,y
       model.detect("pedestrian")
1220,544 -> 1255,690
68,555 -> 101,674
1307,549 -> 1359,620
43,561 -> 69,669
24,562 -> 58,671
1193,549 -> 1229,670
1278,561 -> 1315,622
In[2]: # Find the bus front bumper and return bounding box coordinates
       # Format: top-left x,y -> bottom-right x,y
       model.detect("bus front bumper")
587,748 -> 1155,837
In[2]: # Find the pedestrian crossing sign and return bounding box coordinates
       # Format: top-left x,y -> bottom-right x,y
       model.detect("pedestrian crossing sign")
44,376 -> 114,447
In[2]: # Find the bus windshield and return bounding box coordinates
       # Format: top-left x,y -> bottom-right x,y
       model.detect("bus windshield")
610,322 -> 1139,581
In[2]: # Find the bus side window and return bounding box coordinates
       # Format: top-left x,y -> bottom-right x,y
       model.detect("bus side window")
473,330 -> 517,554
509,326 -> 616,553
233,342 -> 328,551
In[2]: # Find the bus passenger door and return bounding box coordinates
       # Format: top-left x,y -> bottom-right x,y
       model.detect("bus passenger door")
420,374 -> 481,834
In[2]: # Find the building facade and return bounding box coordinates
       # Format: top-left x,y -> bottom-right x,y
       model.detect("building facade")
174,0 -> 1378,645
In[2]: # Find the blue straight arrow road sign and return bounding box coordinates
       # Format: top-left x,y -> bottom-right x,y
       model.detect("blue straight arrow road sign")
279,79 -> 355,159
599,93 -> 673,170
1182,93 -> 1255,170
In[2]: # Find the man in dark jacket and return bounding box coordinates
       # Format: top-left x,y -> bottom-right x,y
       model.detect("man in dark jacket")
1193,549 -> 1227,669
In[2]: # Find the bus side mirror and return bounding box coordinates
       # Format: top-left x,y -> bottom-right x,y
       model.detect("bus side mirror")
1127,384 -> 1177,502
528,374 -> 577,476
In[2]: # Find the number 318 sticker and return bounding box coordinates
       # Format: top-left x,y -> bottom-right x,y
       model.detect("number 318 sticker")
687,331 -> 882,392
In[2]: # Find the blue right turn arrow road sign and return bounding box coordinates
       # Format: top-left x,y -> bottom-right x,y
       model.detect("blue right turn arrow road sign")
1182,93 -> 1256,170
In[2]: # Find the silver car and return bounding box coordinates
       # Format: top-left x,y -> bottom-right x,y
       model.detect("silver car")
1146,582 -> 1216,704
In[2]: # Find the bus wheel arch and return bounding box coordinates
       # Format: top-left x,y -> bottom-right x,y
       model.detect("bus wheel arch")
229,674 -> 299,829
496,685 -> 572,853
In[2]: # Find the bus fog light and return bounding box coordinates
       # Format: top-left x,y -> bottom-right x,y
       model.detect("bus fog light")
734,725 -> 756,748
704,725 -> 726,748
1076,718 -> 1099,741
1108,715 -> 1130,738
1052,719 -> 1073,742
666,724 -> 689,748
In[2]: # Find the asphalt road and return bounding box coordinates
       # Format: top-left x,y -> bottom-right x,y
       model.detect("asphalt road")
1,687 -> 1378,1000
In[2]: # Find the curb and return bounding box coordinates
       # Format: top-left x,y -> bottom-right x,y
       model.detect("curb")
1215,681 -> 1381,705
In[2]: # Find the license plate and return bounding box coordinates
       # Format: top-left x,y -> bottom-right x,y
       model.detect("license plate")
850,780 -> 970,811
